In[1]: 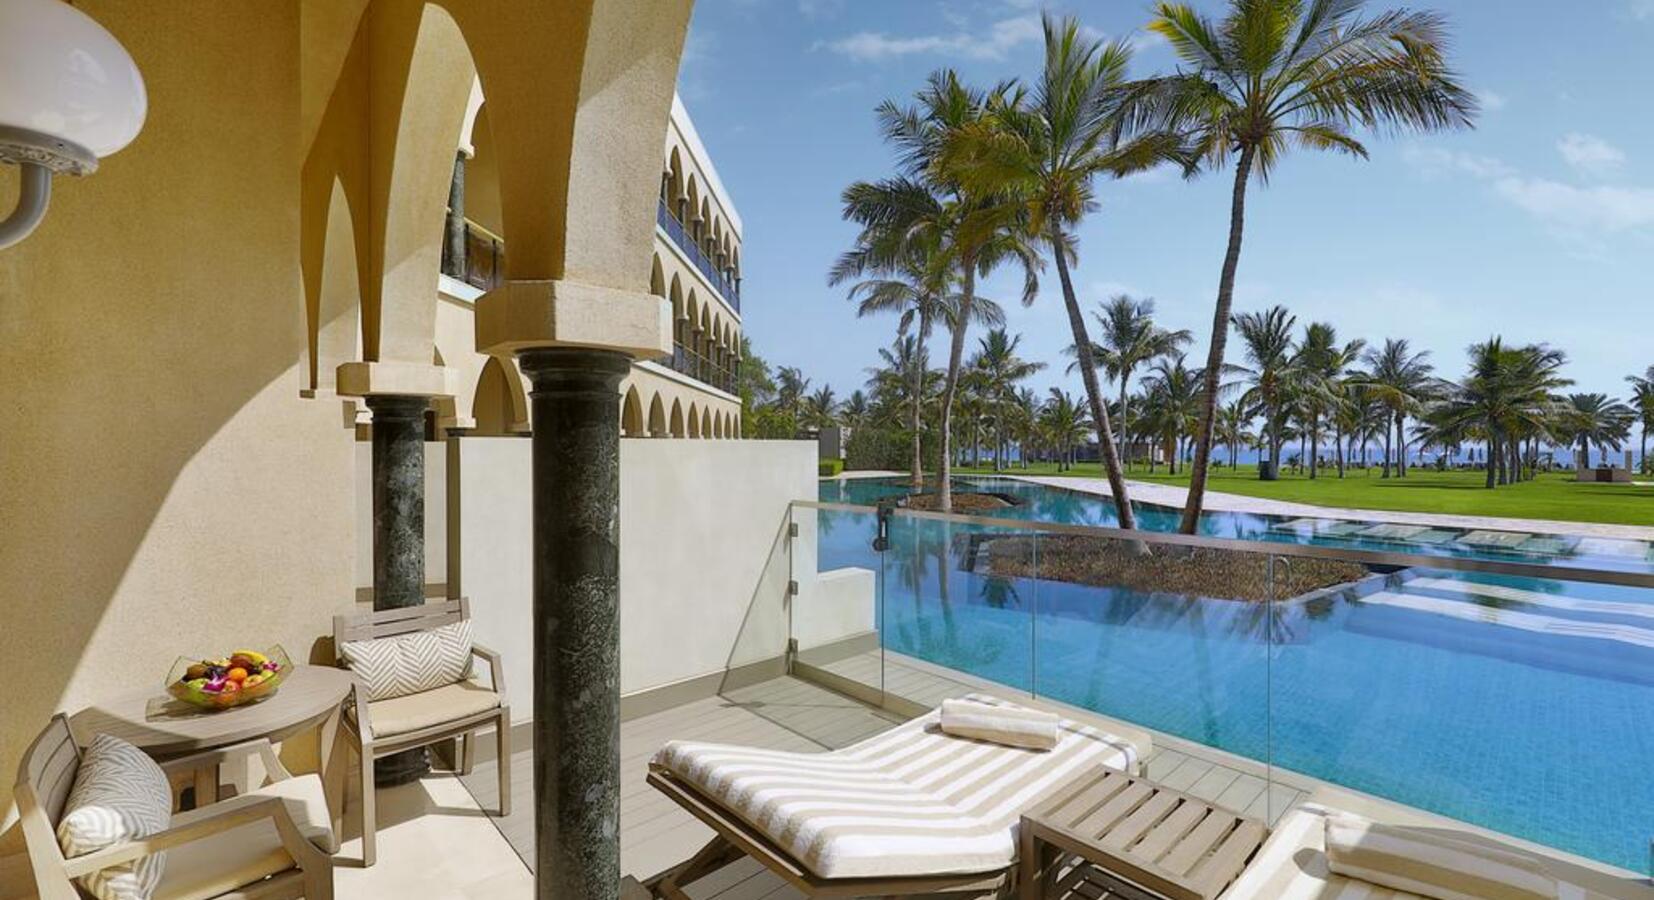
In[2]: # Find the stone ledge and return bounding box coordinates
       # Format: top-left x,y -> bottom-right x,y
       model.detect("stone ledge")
335,361 -> 459,399
474,279 -> 671,360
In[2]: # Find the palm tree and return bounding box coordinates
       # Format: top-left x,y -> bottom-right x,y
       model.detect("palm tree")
1071,295 -> 1193,467
775,366 -> 811,422
1009,387 -> 1041,467
1039,388 -> 1091,471
1230,306 -> 1299,480
1627,366 -> 1654,475
943,15 -> 1183,529
1421,340 -> 1567,488
802,385 -> 838,430
834,260 -> 946,486
1355,338 -> 1436,479
1139,352 -> 1203,474
970,329 -> 1046,471
1148,0 -> 1478,530
1293,322 -> 1366,479
839,71 -> 1040,511
1564,392 -> 1635,470
1214,398 -> 1254,467
839,390 -> 871,430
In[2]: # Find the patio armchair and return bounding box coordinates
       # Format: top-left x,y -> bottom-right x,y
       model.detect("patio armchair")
14,714 -> 335,900
332,597 -> 510,867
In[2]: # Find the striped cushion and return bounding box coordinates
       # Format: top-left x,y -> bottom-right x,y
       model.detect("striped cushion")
341,620 -> 474,701
939,698 -> 1058,750
1325,814 -> 1558,900
57,734 -> 172,900
653,693 -> 1138,880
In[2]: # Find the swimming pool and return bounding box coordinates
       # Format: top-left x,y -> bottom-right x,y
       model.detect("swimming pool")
812,476 -> 1654,872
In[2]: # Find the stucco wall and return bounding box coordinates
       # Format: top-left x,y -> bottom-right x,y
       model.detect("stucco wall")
0,3 -> 357,836
456,439 -> 817,721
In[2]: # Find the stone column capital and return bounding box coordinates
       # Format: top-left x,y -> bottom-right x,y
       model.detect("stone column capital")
335,361 -> 459,400
474,278 -> 671,362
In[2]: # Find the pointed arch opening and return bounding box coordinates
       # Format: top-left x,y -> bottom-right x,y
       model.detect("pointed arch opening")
648,393 -> 667,437
621,386 -> 644,437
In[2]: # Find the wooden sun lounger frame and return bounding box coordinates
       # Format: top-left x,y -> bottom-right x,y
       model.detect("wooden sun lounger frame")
645,763 -> 1016,898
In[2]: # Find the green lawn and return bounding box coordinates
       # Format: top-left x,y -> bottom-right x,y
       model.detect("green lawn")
948,461 -> 1654,527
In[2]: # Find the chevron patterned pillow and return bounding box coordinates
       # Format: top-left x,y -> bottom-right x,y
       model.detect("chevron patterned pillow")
56,734 -> 172,900
341,619 -> 475,701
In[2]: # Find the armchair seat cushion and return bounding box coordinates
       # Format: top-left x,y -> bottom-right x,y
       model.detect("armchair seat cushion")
360,680 -> 501,739
154,774 -> 335,900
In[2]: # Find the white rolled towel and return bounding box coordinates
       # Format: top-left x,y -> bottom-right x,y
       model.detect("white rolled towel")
1324,813 -> 1559,900
938,698 -> 1059,751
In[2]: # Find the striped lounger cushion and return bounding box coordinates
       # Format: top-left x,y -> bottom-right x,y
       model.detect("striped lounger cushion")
652,693 -> 1138,880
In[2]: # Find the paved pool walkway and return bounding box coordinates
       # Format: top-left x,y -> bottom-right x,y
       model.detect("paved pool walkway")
1006,474 -> 1654,542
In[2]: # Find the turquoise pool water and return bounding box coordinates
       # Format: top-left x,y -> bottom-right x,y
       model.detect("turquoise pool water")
814,476 -> 1654,872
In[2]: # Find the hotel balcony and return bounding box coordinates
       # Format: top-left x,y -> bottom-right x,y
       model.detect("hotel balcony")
657,199 -> 741,315
188,485 -> 1652,899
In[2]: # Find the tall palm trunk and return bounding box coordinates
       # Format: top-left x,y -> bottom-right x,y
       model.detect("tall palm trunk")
1381,425 -> 1393,479
1049,222 -> 1136,530
936,267 -> 975,513
1394,413 -> 1407,478
1334,423 -> 1346,477
1308,413 -> 1319,479
1118,373 -> 1131,469
1181,144 -> 1257,534
909,316 -> 929,488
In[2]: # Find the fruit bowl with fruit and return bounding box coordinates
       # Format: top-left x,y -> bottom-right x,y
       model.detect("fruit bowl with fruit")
166,646 -> 291,710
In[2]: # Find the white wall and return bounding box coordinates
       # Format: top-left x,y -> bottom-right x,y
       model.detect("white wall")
454,438 -> 818,721
793,567 -> 875,651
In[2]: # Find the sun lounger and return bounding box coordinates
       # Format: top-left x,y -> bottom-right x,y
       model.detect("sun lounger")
645,693 -> 1141,897
1217,803 -> 1650,900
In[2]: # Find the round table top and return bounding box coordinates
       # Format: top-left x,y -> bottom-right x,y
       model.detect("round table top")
69,664 -> 356,757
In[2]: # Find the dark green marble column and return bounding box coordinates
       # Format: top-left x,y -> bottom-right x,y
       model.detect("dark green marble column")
518,347 -> 629,900
441,151 -> 467,279
366,393 -> 432,786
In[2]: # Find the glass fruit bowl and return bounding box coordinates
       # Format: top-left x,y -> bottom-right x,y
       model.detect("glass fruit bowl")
165,645 -> 291,710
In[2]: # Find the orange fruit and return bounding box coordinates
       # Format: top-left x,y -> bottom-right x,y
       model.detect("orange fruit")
220,679 -> 240,693
226,667 -> 248,683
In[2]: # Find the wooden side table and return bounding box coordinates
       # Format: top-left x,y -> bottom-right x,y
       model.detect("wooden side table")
1018,769 -> 1268,900
69,664 -> 355,816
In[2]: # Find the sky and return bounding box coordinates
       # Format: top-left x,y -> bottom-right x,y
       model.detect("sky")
676,0 -> 1654,407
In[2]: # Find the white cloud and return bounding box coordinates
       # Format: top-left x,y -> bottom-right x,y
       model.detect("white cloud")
1400,144 -> 1516,179
797,0 -> 844,20
1628,0 -> 1654,20
1128,29 -> 1168,54
819,14 -> 1041,62
1475,87 -> 1507,112
1492,178 -> 1654,234
1557,132 -> 1626,177
1402,141 -> 1654,239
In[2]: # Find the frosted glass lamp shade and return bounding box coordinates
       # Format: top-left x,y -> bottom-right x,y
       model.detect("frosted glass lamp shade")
0,0 -> 146,172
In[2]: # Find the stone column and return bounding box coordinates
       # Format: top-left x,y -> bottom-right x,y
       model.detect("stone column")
442,151 -> 467,280
366,393 -> 432,786
518,347 -> 630,900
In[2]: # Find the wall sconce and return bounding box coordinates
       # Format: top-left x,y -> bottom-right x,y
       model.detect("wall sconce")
0,0 -> 146,249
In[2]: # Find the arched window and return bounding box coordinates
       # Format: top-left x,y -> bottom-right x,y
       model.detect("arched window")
621,387 -> 644,437
648,394 -> 667,437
